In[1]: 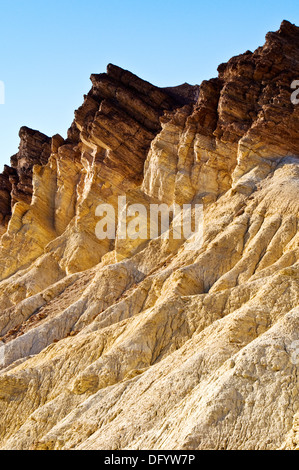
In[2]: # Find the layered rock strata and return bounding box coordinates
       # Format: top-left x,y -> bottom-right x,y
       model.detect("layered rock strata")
0,20 -> 298,450
0,127 -> 51,234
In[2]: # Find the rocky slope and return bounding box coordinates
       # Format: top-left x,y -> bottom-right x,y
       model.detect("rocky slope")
0,20 -> 299,450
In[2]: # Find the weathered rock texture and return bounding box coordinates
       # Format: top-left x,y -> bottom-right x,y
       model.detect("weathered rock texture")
0,127 -> 51,235
0,20 -> 299,450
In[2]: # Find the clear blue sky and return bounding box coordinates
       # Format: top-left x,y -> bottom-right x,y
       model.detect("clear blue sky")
1,0 -> 299,169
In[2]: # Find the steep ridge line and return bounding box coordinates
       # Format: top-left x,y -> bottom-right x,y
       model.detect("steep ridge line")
0,20 -> 298,450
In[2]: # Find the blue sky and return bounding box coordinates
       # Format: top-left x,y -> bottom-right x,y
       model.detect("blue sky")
1,0 -> 299,169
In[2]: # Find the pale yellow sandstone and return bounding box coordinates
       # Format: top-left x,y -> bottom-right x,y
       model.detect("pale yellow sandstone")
1,23 -> 299,450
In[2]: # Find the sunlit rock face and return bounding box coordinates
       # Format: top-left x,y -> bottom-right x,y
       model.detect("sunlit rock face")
0,20 -> 299,450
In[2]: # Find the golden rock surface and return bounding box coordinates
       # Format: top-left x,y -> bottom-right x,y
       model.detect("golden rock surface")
0,21 -> 299,450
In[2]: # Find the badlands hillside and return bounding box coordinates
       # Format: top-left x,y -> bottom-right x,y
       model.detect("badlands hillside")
0,20 -> 299,450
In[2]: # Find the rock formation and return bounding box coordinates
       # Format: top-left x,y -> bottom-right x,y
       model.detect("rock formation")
0,127 -> 51,235
0,20 -> 298,450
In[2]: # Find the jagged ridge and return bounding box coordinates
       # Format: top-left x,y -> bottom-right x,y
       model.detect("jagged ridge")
0,20 -> 298,450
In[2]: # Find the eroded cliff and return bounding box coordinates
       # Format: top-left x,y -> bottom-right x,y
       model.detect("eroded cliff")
0,20 -> 298,450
